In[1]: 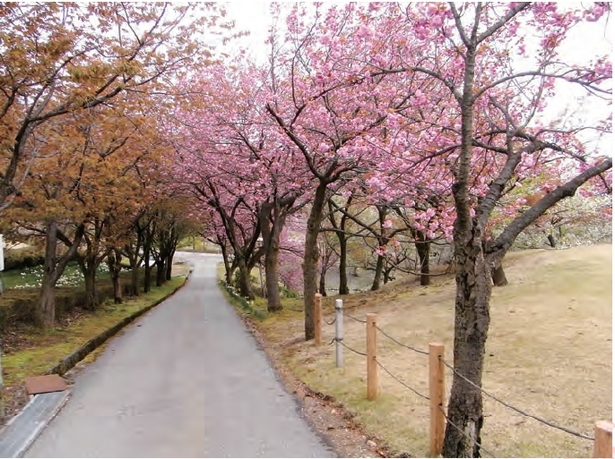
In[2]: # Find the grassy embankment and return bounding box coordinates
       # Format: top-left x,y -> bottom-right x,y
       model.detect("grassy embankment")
223,245 -> 612,458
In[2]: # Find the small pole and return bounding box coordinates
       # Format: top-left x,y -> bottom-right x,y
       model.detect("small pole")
593,420 -> 614,458
366,313 -> 378,400
0,234 -> 4,425
314,293 -> 322,346
335,299 -> 344,367
429,342 -> 445,457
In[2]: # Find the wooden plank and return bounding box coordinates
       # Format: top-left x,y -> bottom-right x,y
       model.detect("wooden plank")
366,313 -> 378,400
593,420 -> 614,458
314,293 -> 322,347
429,342 -> 445,457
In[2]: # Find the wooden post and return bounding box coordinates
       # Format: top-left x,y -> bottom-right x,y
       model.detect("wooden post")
429,342 -> 445,457
366,313 -> 378,400
314,293 -> 322,347
593,420 -> 614,458
335,299 -> 344,367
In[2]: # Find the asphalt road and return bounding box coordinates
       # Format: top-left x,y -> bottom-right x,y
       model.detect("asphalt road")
25,252 -> 334,458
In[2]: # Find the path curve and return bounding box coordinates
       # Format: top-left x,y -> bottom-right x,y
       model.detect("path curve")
25,253 -> 334,458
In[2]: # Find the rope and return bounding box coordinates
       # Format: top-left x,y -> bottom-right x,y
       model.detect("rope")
336,338 -> 367,357
440,358 -> 594,441
324,316 -> 336,326
375,358 -> 430,400
375,325 -> 429,356
343,311 -> 367,323
438,405 -> 499,458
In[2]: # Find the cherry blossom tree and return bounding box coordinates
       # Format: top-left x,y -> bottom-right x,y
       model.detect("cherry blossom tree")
264,3 -> 418,338
269,2 -> 610,453
370,3 -> 612,455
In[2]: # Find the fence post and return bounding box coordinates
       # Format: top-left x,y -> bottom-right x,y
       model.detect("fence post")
366,313 -> 378,400
335,299 -> 344,367
593,420 -> 613,458
429,342 -> 445,457
314,293 -> 322,347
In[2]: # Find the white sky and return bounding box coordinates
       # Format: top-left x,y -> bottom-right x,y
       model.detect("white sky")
223,2 -> 272,60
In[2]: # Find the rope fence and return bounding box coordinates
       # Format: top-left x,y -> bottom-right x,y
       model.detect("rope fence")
438,405 -> 499,458
440,358 -> 595,441
375,358 -> 430,401
336,338 -> 367,357
324,316 -> 336,326
343,311 -> 367,323
375,324 -> 429,356
312,294 -> 613,458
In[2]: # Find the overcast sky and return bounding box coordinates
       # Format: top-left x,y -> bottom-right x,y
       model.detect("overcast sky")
222,2 -> 612,153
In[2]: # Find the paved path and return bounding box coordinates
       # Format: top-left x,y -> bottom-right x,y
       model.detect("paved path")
25,253 -> 334,458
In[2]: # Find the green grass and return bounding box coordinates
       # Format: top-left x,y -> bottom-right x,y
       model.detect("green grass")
0,262 -> 108,290
218,279 -> 268,320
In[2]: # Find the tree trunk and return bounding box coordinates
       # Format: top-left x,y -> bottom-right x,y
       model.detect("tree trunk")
130,261 -> 140,296
303,182 -> 328,340
371,254 -> 384,291
155,260 -> 165,287
443,233 -> 491,458
443,35 -> 489,457
491,263 -> 508,286
39,279 -> 56,329
265,245 -> 282,311
261,195 -> 296,312
220,242 -> 233,284
82,264 -> 98,311
416,231 -> 431,286
37,220 -> 84,328
236,255 -> 255,300
383,265 -> 395,284
39,221 -> 59,328
108,249 -> 123,304
319,265 -> 327,297
328,195 -> 352,295
165,251 -> 174,281
260,200 -> 290,312
125,223 -> 145,296
143,245 -> 152,293
547,234 -> 556,248
338,233 -> 349,295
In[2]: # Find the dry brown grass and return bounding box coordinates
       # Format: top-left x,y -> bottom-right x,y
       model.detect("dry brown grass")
258,245 -> 612,458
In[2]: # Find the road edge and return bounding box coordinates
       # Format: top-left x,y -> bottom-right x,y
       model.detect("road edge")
0,275 -> 189,458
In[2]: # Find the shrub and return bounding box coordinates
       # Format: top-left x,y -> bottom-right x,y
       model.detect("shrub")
0,269 -> 147,330
3,247 -> 45,271
219,280 -> 266,320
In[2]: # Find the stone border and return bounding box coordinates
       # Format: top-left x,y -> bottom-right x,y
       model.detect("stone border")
46,277 -> 188,377
0,391 -> 69,458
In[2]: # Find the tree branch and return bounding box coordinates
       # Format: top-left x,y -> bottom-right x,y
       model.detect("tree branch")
488,158 -> 612,258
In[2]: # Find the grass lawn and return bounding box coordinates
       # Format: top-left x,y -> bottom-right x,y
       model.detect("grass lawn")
0,262 -> 94,290
253,245 -> 612,458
